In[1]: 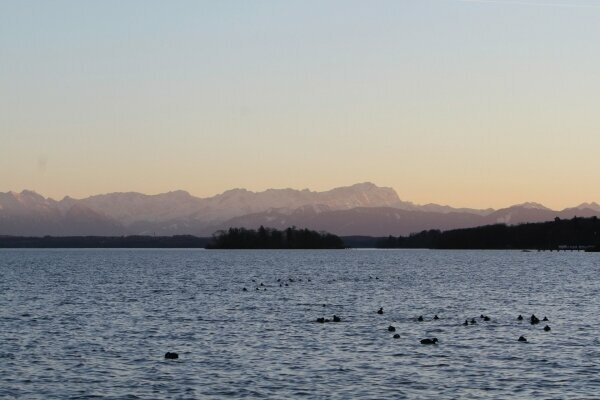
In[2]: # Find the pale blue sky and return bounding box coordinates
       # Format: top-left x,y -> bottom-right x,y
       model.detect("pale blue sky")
2,0 -> 600,208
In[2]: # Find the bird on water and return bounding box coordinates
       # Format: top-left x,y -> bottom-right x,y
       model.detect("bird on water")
420,338 -> 438,345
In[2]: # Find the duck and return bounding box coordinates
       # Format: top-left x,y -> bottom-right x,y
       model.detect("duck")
463,319 -> 469,326
483,316 -> 490,321
420,338 -> 438,345
530,314 -> 540,325
333,315 -> 341,322
480,314 -> 485,319
433,315 -> 439,320
242,287 -> 247,291
388,325 -> 396,332
470,318 -> 477,324
543,325 -> 551,331
518,336 -> 527,342
164,352 -> 179,359
316,317 -> 326,323
417,315 -> 424,322
542,316 -> 549,322
393,334 -> 400,339
377,307 -> 384,315
517,315 -> 523,320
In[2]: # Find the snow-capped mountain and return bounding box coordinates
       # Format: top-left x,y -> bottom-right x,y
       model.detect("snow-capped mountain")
1,183 -> 600,236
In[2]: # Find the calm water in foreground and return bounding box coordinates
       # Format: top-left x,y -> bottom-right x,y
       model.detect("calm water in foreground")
1,249 -> 600,399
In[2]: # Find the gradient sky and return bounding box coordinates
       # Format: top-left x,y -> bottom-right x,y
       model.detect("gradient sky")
2,0 -> 600,209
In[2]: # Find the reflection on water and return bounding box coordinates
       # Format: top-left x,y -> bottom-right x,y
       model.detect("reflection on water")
1,249 -> 600,399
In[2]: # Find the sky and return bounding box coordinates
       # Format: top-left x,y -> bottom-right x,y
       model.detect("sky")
1,0 -> 600,209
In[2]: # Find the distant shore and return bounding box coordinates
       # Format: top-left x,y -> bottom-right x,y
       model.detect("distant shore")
0,235 -> 211,248
2,217 -> 600,250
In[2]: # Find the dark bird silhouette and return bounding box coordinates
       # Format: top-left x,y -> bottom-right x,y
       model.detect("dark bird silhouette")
333,315 -> 341,322
544,325 -> 551,331
463,319 -> 469,326
480,314 -> 485,319
542,316 -> 549,322
316,317 -> 325,323
483,316 -> 490,321
242,287 -> 247,291
164,352 -> 179,359
417,315 -> 424,322
517,315 -> 523,320
518,336 -> 527,342
530,314 -> 540,325
433,315 -> 439,320
377,307 -> 384,315
388,325 -> 396,332
470,318 -> 477,324
420,338 -> 438,345
393,334 -> 400,339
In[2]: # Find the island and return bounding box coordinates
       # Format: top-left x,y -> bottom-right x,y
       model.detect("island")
206,226 -> 345,249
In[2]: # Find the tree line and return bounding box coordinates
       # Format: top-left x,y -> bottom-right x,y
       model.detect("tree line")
207,226 -> 345,249
377,216 -> 600,250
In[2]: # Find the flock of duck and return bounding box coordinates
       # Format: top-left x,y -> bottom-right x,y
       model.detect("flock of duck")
313,308 -> 553,346
164,277 -> 553,360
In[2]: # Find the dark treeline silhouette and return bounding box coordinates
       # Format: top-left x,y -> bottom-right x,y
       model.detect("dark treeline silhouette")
377,216 -> 600,250
207,226 -> 344,249
0,235 -> 210,248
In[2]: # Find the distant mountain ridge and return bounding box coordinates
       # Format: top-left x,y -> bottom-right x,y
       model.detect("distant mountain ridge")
1,183 -> 599,236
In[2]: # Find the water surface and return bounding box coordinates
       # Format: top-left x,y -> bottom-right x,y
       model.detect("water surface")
1,249 -> 599,399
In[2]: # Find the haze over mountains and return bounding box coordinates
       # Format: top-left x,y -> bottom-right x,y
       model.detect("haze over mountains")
1,183 -> 599,237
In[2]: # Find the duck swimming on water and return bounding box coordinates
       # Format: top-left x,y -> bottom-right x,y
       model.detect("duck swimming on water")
417,315 -> 424,322
377,307 -> 384,315
388,325 -> 396,332
420,338 -> 438,345
517,315 -> 523,320
518,336 -> 527,342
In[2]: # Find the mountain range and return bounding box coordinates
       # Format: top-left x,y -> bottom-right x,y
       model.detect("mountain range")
1,182 -> 599,236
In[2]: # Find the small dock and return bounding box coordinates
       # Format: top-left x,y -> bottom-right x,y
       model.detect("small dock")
537,245 -> 596,252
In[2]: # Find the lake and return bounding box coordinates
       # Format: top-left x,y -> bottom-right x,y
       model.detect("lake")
1,249 -> 599,399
